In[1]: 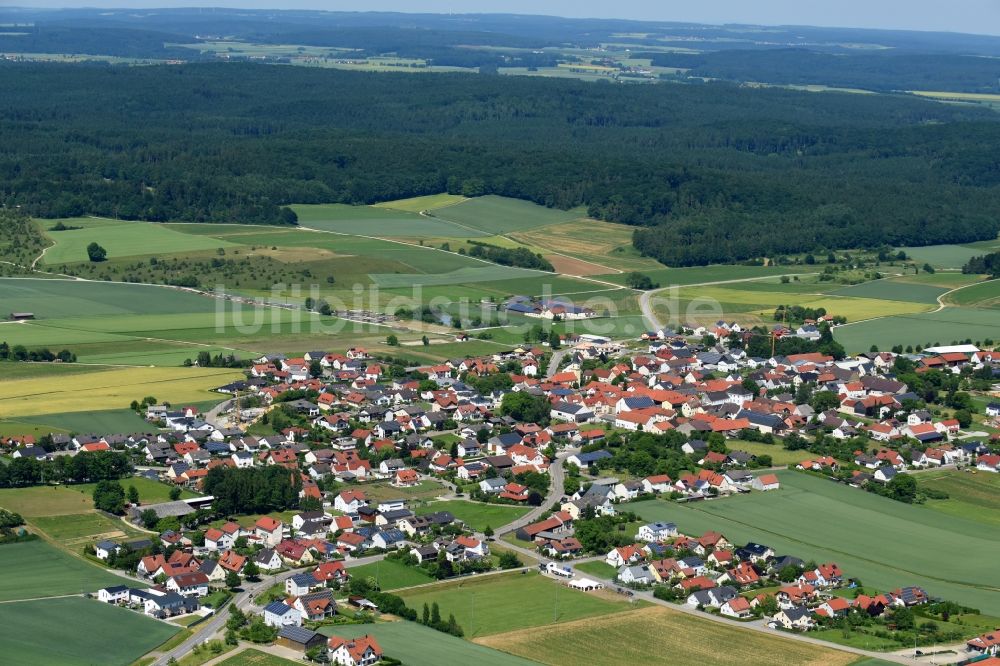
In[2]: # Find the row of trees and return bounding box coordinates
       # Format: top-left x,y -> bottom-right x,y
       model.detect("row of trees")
0,342 -> 76,363
963,252 -> 1000,278
0,451 -> 132,488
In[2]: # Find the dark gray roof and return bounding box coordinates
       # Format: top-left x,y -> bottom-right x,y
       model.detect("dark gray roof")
277,625 -> 321,644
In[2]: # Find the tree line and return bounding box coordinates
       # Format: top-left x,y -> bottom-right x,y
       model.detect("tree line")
0,451 -> 132,488
2,64 -> 1000,265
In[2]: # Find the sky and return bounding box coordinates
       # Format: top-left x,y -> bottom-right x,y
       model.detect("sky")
10,1 -> 1000,37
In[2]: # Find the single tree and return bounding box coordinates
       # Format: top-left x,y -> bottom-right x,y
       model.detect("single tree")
86,242 -> 107,262
127,485 -> 140,506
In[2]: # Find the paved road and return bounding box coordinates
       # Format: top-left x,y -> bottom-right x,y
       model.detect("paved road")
153,553 -> 386,665
545,349 -> 570,379
496,449 -> 575,537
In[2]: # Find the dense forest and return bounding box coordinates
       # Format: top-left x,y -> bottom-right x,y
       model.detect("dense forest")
2,63 -> 1000,265
648,50 -> 1000,93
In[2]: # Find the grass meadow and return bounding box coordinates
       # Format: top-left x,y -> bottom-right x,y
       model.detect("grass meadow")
41,218 -> 238,265
292,202 -> 486,238
943,278 -> 998,307
317,621 -> 537,666
631,470 -> 1000,615
398,571 -> 643,638
477,606 -> 855,666
917,469 -> 1000,526
430,195 -> 579,234
414,500 -> 531,533
0,540 -> 127,600
346,558 -> 434,591
374,193 -> 468,212
897,244 -> 988,269
0,596 -> 177,666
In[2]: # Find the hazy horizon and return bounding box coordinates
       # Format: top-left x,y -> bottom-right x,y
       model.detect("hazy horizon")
6,1 -> 1000,38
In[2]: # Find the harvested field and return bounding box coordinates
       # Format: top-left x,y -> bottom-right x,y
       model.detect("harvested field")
476,606 -> 855,666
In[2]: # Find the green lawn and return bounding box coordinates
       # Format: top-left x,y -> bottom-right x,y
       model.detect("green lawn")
574,561 -> 618,580
631,470 -> 1000,615
317,621 -> 537,666
0,596 -> 178,666
724,440 -> 807,466
415,500 -> 531,533
41,218 -> 238,265
431,195 -> 579,234
398,571 -> 642,637
917,469 -> 1000,526
360,480 -> 448,503
347,559 -> 434,591
0,540 -> 130,601
71,477 -> 196,506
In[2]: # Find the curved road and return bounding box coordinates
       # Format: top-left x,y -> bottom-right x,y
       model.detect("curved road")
497,450 -> 573,537
153,553 -> 385,666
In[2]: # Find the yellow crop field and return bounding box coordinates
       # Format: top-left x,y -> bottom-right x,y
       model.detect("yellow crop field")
476,606 -> 855,666
374,193 -> 467,212
773,297 -> 933,322
911,91 -> 1000,103
0,366 -> 243,417
512,219 -> 661,272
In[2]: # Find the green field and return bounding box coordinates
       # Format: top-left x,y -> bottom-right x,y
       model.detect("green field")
0,540 -> 128,601
316,621 -> 538,666
0,486 -> 107,517
347,559 -> 434,591
30,512 -> 149,546
292,202 -> 486,238
41,218 -> 238,265
72,477 -> 196,506
374,193 -> 468,212
631,470 -> 1000,614
415,500 -> 531,533
431,196 -> 579,234
917,469 -> 1000,526
0,407 -> 155,437
574,561 -> 618,580
943,278 -> 999,307
370,264 -> 546,288
595,264 -> 808,288
898,244 -> 990,269
0,278 -> 219,318
477,606 -> 856,666
1,596 -> 178,666
398,571 -> 642,638
725,440 -> 812,466
835,306 -> 1000,351
830,279 -> 948,304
